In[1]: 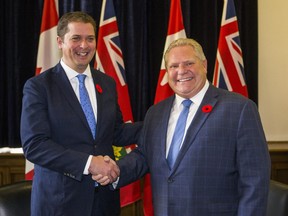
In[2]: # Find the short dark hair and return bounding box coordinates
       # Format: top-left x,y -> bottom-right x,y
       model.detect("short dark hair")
57,11 -> 96,40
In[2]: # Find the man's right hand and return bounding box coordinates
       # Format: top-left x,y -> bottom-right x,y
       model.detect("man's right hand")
88,155 -> 120,184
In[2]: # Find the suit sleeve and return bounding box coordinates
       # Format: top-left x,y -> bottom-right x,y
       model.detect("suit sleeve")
236,99 -> 271,216
20,78 -> 88,181
113,121 -> 143,147
116,130 -> 149,188
110,81 -> 143,147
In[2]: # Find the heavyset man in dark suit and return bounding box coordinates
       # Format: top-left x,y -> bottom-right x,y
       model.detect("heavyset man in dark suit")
20,11 -> 142,216
95,38 -> 271,215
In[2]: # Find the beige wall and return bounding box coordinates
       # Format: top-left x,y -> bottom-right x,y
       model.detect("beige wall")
259,0 -> 288,141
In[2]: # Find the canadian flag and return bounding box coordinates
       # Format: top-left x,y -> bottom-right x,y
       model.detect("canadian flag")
153,0 -> 186,104
143,0 -> 187,215
25,0 -> 60,180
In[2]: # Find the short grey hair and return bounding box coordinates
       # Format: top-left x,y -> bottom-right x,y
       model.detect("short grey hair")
164,38 -> 206,68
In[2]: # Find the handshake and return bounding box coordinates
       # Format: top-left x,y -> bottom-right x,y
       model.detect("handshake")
88,155 -> 120,186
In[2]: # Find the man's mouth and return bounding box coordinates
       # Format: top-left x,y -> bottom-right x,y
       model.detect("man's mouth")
177,77 -> 192,82
77,52 -> 89,56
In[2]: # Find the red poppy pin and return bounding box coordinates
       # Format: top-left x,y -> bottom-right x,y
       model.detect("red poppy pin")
96,84 -> 103,94
202,104 -> 213,113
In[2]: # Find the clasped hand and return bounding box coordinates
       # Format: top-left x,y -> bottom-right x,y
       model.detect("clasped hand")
88,155 -> 119,186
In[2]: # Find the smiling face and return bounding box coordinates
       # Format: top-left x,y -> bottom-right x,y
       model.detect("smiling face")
57,22 -> 96,73
166,44 -> 207,98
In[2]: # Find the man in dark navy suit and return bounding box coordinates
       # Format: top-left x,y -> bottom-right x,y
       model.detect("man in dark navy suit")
21,11 -> 141,216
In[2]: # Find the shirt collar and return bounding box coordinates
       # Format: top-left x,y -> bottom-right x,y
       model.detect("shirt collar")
60,59 -> 92,81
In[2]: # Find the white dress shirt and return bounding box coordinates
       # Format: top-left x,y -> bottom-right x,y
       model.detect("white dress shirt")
61,60 -> 98,120
60,60 -> 96,175
166,80 -> 209,157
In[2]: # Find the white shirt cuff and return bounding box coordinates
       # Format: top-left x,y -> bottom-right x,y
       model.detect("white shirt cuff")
112,177 -> 119,189
83,155 -> 93,175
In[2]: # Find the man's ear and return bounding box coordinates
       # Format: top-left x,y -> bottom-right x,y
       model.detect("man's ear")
203,60 -> 208,73
57,36 -> 63,49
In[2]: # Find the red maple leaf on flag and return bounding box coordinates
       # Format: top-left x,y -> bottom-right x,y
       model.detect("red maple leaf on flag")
144,0 -> 187,215
25,0 -> 60,180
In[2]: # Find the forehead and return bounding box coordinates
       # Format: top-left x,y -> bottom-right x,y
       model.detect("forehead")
167,45 -> 197,61
66,22 -> 95,36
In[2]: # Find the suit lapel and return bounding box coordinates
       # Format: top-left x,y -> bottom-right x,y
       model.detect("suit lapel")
91,70 -> 103,139
53,64 -> 93,136
171,85 -> 219,172
159,97 -> 176,166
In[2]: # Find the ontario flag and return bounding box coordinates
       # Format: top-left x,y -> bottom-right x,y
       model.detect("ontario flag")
213,0 -> 248,97
25,0 -> 60,180
94,0 -> 141,207
143,0 -> 187,215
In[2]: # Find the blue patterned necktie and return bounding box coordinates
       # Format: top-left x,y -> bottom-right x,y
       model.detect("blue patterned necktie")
77,74 -> 96,139
167,99 -> 192,169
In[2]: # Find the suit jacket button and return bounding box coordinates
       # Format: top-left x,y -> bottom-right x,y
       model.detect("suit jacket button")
167,178 -> 174,183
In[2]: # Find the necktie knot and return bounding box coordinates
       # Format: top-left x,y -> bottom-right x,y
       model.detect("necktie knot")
77,74 -> 86,84
182,99 -> 192,108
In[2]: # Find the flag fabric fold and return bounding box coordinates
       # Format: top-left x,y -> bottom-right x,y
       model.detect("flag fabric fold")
153,0 -> 186,104
95,0 -> 141,207
144,0 -> 187,215
35,0 -> 60,75
213,0 -> 248,97
25,0 -> 60,180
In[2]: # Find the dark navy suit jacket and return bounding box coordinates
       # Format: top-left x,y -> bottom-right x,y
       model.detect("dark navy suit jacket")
21,63 -> 142,216
118,84 -> 271,216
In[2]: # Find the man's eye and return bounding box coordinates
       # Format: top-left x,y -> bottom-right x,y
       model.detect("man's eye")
71,37 -> 80,41
170,65 -> 178,69
87,37 -> 95,42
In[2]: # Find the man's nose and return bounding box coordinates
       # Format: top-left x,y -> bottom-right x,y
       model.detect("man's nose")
178,63 -> 188,73
80,39 -> 88,48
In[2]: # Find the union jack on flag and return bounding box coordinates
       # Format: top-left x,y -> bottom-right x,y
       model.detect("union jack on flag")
213,0 -> 248,97
95,0 -> 141,207
95,0 -> 126,91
